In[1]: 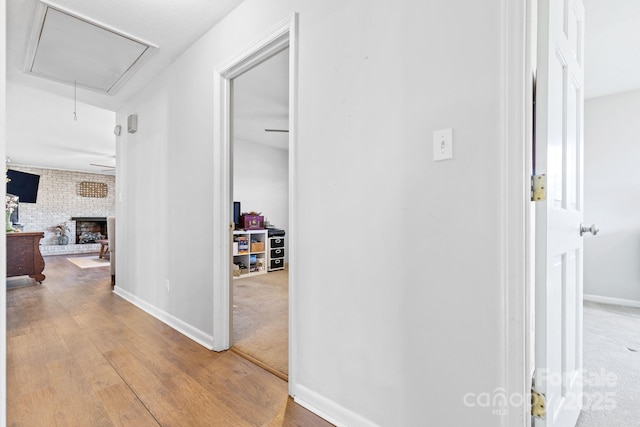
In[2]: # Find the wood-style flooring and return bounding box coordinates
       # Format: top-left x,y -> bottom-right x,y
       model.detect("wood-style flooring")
6,254 -> 332,427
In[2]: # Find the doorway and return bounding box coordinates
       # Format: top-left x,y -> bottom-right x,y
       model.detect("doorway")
230,47 -> 290,380
211,15 -> 298,395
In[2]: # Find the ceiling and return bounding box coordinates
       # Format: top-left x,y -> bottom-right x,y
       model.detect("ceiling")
583,0 -> 640,99
5,0 -> 245,174
6,81 -> 117,174
4,0 -> 640,174
233,48 -> 290,151
25,4 -> 155,95
7,0 -> 246,111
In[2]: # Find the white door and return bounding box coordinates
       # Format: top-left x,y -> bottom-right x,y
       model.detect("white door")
535,0 -> 586,426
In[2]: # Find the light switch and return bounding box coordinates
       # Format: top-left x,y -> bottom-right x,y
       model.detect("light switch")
433,128 -> 453,161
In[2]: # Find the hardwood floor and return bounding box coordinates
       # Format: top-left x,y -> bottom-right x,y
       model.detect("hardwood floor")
7,254 -> 332,427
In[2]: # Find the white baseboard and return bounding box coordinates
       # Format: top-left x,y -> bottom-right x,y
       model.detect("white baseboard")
112,286 -> 215,350
584,294 -> 640,308
112,286 -> 375,427
294,385 -> 379,427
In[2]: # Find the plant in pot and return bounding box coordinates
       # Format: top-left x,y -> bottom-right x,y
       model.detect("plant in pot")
5,194 -> 18,232
54,222 -> 71,245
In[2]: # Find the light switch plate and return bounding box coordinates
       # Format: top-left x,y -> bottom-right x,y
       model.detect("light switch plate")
433,128 -> 453,161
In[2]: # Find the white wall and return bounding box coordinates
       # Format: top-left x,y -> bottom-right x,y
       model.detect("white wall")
6,81 -> 116,175
584,89 -> 640,303
116,1 -> 512,426
232,48 -> 289,235
233,140 -> 288,232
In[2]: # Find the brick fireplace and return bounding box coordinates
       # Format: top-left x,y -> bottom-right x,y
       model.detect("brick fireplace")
71,217 -> 108,243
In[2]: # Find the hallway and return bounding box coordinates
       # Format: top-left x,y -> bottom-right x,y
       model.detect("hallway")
6,255 -> 330,426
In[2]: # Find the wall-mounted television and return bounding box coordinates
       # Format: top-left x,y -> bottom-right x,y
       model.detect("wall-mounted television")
7,169 -> 40,203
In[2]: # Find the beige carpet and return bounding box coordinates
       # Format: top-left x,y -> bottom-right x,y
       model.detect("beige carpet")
67,256 -> 110,269
233,270 -> 288,377
576,301 -> 640,426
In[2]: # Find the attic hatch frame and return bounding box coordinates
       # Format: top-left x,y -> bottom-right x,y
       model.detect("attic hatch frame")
23,0 -> 158,95
212,13 -> 298,397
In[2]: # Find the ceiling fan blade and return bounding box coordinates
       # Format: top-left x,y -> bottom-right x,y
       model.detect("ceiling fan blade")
264,129 -> 289,133
90,163 -> 116,169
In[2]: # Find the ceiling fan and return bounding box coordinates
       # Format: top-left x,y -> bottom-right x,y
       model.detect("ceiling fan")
90,163 -> 116,172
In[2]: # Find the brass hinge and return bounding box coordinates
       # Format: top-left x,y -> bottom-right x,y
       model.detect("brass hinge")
531,174 -> 546,201
531,388 -> 546,419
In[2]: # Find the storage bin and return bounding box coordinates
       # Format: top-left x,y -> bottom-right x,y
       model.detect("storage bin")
270,237 -> 284,248
241,215 -> 264,230
270,258 -> 284,270
270,248 -> 285,258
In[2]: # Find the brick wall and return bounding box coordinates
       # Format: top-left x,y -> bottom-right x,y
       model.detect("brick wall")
9,166 -> 115,246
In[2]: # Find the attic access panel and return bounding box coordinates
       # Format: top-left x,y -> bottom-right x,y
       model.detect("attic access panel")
25,2 -> 157,94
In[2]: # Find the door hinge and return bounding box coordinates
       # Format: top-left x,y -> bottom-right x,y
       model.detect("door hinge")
531,388 -> 546,419
531,174 -> 546,201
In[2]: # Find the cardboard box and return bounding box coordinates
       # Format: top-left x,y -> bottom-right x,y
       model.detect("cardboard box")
250,241 -> 265,252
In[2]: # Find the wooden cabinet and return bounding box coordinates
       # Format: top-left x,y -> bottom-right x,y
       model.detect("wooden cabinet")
7,232 -> 46,282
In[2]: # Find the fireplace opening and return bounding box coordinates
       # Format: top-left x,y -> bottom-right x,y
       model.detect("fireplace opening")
71,217 -> 108,243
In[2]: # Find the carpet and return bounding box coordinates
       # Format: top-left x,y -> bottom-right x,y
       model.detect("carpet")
66,256 -> 110,269
232,270 -> 288,377
576,301 -> 640,426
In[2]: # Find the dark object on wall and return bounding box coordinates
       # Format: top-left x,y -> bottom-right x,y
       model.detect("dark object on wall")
6,169 -> 40,203
233,201 -> 241,230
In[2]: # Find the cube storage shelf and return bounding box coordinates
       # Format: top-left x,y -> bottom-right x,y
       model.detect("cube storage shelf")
233,229 -> 267,279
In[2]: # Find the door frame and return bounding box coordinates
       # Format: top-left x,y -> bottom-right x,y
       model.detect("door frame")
503,0 -> 535,425
505,0 -> 576,426
0,0 -> 7,420
212,13 -> 299,396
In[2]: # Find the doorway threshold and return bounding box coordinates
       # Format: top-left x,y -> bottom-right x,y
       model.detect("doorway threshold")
230,347 -> 288,382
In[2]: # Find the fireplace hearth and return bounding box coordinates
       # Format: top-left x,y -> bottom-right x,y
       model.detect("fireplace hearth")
71,217 -> 108,244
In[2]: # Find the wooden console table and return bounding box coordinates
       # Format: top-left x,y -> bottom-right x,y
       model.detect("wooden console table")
6,232 -> 46,283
